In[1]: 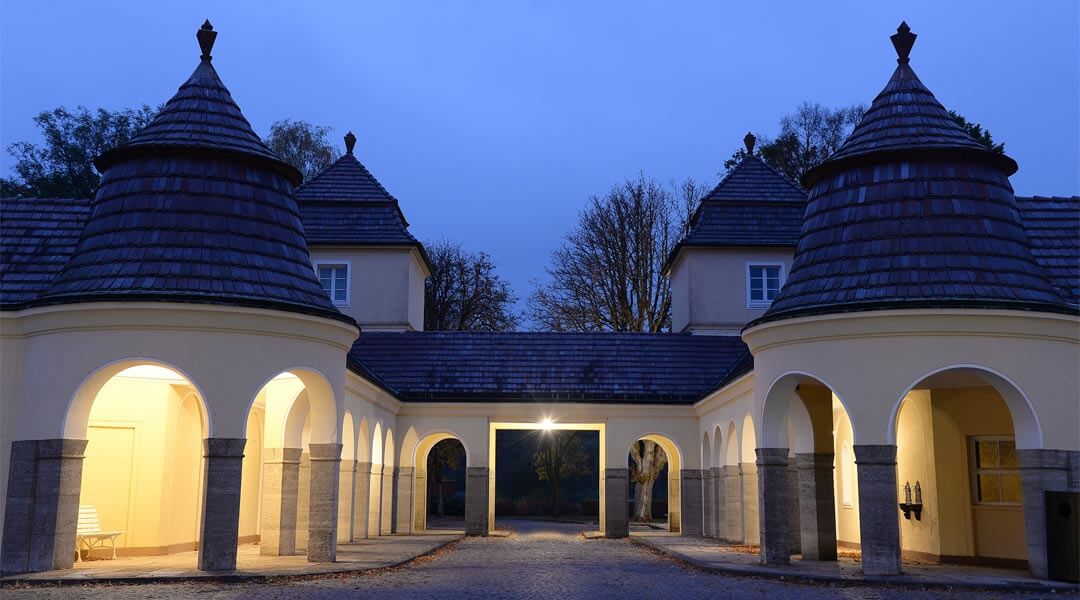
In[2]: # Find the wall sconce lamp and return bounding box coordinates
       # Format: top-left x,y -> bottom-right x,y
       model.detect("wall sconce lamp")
899,480 -> 923,521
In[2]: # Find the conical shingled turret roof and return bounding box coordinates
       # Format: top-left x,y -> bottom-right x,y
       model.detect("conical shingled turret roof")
756,23 -> 1069,325
39,22 -> 351,324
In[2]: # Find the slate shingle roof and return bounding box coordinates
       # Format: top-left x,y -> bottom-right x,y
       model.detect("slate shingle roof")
755,24 -> 1072,325
666,151 -> 807,270
0,197 -> 91,308
1016,196 -> 1080,306
33,23 -> 351,324
349,331 -> 750,403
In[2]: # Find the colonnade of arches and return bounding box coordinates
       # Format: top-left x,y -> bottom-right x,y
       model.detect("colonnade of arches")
698,363 -> 1061,579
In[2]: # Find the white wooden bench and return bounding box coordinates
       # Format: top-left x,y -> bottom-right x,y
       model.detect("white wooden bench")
76,505 -> 123,561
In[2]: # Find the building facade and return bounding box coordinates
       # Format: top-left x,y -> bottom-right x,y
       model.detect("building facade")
1,21 -> 1077,581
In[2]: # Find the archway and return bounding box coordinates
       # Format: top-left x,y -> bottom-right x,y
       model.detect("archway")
368,422 -> 384,537
710,425 -> 725,538
628,434 -> 682,533
72,362 -> 209,560
722,421 -> 741,541
701,431 -> 713,539
412,434 -> 468,532
337,412 -> 356,543
892,366 -> 1038,570
758,372 -> 859,566
352,417 -> 371,540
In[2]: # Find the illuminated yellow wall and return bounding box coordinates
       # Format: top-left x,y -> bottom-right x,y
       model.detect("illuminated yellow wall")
833,410 -> 860,546
80,372 -> 206,555
895,390 -> 939,558
240,409 -> 264,542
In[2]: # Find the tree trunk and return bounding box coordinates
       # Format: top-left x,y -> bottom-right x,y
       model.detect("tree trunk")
632,480 -> 656,522
629,440 -> 666,523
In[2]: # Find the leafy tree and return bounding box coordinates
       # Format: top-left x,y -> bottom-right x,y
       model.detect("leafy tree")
427,439 -> 465,517
533,431 -> 590,518
424,238 -> 520,331
724,102 -> 865,182
528,175 -> 707,332
264,119 -> 338,180
2,105 -> 158,198
948,110 -> 1005,153
629,440 -> 668,523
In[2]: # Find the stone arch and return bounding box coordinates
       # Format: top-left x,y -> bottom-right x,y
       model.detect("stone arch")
740,413 -> 757,462
64,358 -> 211,439
283,391 -> 310,450
69,361 -> 210,560
411,431 -> 469,532
356,417 -> 371,463
761,371 -> 851,450
701,431 -> 713,469
248,367 -> 339,446
724,421 -> 740,465
341,411 -> 356,462
379,428 -> 396,534
629,433 -> 683,533
888,364 -> 1043,449
367,422 -> 384,537
712,425 -> 724,468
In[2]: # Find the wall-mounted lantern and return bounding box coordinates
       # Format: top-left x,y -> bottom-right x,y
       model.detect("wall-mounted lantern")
899,480 -> 923,521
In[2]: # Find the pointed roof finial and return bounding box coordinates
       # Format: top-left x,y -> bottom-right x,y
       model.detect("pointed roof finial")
344,131 -> 356,155
197,20 -> 217,61
890,21 -> 916,65
744,131 -> 756,154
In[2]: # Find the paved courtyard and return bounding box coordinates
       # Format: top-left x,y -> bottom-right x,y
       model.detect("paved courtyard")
4,521 -> 1073,599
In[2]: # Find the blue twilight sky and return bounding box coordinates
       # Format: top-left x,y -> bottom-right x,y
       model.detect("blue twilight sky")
2,1 -> 1078,311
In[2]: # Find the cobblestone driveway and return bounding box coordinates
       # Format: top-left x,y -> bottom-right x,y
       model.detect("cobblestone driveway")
4,521 -> 1059,599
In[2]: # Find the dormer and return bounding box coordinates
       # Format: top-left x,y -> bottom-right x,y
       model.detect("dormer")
295,132 -> 431,331
665,133 -> 806,334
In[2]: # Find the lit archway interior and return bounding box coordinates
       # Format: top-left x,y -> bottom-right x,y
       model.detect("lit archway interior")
629,434 -> 682,533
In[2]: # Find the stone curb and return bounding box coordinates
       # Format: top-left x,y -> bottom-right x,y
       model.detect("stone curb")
629,536 -> 1078,594
0,536 -> 463,588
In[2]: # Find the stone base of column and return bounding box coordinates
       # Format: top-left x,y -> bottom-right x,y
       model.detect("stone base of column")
757,448 -> 790,565
787,456 -> 801,555
199,438 -> 246,571
740,462 -> 760,544
604,468 -> 629,538
702,469 -> 714,537
1,439 -> 88,575
393,467 -> 414,534
796,452 -> 837,561
352,462 -> 371,540
464,467 -> 489,536
711,466 -> 725,539
337,460 -> 355,543
306,443 -> 341,563
380,468 -> 393,536
260,447 -> 301,556
723,464 -> 742,542
854,444 -> 900,576
680,469 -> 705,536
1019,448 -> 1079,579
296,453 -> 311,550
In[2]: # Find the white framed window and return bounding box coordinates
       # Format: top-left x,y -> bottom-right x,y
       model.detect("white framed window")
746,262 -> 784,308
314,261 -> 350,306
970,436 -> 1021,506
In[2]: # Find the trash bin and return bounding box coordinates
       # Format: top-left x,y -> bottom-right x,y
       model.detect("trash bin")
1046,491 -> 1079,583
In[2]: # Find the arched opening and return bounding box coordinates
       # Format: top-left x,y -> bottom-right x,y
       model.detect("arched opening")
380,429 -> 396,535
412,434 -> 468,532
352,417 -> 371,540
628,434 -> 682,533
721,421 -> 742,541
760,372 -> 854,563
369,422 -> 384,537
701,431 -> 714,539
337,412 -> 356,543
240,368 -> 339,558
710,425 -> 724,539
72,362 -> 208,560
892,366 -> 1038,570
740,413 -> 759,545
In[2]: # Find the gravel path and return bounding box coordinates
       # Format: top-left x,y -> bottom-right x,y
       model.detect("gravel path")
4,521 -> 1062,599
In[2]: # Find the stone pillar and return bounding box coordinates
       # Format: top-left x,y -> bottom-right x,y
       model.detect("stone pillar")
337,459 -> 355,543
680,469 -> 704,536
1,439 -> 87,575
787,456 -> 801,555
711,466 -> 725,538
756,448 -> 790,565
393,466 -> 414,534
296,452 -> 310,550
604,468 -> 629,538
367,465 -> 382,537
352,462 -> 371,540
723,464 -> 742,542
854,444 -> 900,576
259,447 -> 301,556
464,466 -> 489,536
198,438 -> 246,571
740,462 -> 760,544
380,467 -> 394,535
1018,449 -> 1079,579
702,469 -> 714,537
306,443 -> 341,563
796,452 -> 837,561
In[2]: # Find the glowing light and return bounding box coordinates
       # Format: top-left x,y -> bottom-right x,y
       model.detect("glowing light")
540,417 -> 555,431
